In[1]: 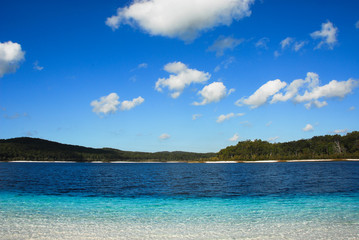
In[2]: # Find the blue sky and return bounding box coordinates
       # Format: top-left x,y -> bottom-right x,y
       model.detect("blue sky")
1,0 -> 358,153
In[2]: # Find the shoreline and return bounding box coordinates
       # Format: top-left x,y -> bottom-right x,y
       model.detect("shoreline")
4,159 -> 359,163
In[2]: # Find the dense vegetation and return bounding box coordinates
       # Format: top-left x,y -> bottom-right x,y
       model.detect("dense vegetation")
1,132 -> 358,162
0,137 -> 215,162
217,131 -> 359,161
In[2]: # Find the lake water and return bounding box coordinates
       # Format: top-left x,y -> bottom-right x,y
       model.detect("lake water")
0,162 -> 358,239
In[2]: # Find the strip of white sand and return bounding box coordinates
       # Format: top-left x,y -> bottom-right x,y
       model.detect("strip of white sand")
8,161 -> 77,163
6,159 -> 359,163
205,161 -> 238,163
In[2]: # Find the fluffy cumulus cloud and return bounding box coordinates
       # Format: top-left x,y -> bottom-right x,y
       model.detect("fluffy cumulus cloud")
91,93 -> 120,114
294,78 -> 359,105
310,21 -> 338,49
271,72 -> 319,104
236,79 -> 287,108
155,62 -> 210,98
91,93 -> 144,115
208,36 -> 243,56
239,72 -> 358,109
106,0 -> 254,42
229,133 -> 239,142
159,133 -> 170,140
0,41 -> 25,77
271,78 -> 307,103
216,112 -> 244,123
304,100 -> 327,109
120,96 -> 145,111
193,82 -> 233,106
303,124 -> 314,132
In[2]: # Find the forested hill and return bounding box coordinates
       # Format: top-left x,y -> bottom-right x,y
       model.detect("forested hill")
1,132 -> 359,162
217,131 -> 359,161
0,137 -> 215,162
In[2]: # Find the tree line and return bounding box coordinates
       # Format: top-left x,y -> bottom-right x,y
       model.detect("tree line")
0,137 -> 215,162
1,132 -> 359,162
217,131 -> 359,161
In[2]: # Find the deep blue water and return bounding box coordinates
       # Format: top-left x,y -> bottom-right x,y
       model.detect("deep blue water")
1,162 -> 359,239
1,162 -> 358,198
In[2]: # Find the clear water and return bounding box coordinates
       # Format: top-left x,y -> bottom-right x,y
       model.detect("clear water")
0,162 -> 358,239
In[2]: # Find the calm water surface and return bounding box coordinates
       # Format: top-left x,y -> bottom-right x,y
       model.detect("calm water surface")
0,162 -> 358,239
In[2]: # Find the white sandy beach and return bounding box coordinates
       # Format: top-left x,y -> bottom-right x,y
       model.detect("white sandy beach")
7,159 -> 359,164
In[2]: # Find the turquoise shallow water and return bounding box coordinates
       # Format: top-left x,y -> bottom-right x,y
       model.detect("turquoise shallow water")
1,193 -> 359,239
1,162 -> 359,239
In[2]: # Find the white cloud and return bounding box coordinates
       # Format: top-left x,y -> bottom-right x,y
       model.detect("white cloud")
280,37 -> 294,49
238,72 -> 357,110
294,41 -> 307,52
208,36 -> 243,56
193,82 -> 231,106
33,61 -> 44,71
91,93 -> 144,115
240,121 -> 252,127
295,78 -> 359,103
138,63 -> 148,69
349,106 -> 355,111
310,21 -> 338,49
303,124 -> 314,132
4,112 -> 28,120
192,114 -> 202,120
91,93 -> 120,114
356,21 -> 359,29
155,61 -> 210,98
0,41 -> 25,77
159,133 -> 170,140
333,129 -> 348,134
304,100 -> 328,109
305,72 -> 320,89
106,0 -> 254,42
131,63 -> 148,72
277,37 -> 306,55
229,133 -> 239,142
268,136 -> 279,142
271,73 -> 318,104
236,79 -> 287,108
271,78 -> 307,103
255,37 -> 269,49
214,57 -> 235,72
120,96 -> 145,111
214,66 -> 221,73
216,112 -> 245,123
269,72 -> 358,109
